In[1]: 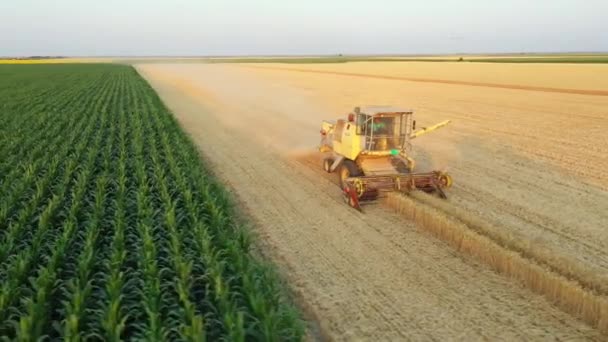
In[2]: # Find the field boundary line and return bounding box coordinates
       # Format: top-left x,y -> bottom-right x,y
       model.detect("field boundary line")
385,193 -> 608,334
248,65 -> 608,97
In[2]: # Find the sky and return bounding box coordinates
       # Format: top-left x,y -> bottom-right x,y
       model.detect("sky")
1,0 -> 607,56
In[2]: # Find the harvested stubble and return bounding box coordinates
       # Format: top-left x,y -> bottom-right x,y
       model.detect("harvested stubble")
386,193 -> 608,333
408,193 -> 608,296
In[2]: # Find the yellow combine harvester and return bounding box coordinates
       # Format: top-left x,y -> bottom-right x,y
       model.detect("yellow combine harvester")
319,106 -> 452,210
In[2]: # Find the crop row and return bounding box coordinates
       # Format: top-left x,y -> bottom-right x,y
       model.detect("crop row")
0,64 -> 303,341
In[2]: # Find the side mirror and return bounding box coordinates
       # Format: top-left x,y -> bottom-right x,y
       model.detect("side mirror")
413,120 -> 416,130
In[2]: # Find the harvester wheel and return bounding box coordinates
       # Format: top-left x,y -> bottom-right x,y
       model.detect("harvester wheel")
323,158 -> 334,173
438,173 -> 453,188
339,160 -> 362,188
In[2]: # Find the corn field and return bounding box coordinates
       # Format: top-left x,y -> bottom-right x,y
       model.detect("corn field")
0,64 -> 303,341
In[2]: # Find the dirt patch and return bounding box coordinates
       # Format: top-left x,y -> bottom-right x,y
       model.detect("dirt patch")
137,63 -> 605,340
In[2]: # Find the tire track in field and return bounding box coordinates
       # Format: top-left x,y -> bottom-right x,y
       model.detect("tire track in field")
247,65 -> 608,97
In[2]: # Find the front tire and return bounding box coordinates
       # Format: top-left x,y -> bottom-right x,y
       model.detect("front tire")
438,173 -> 453,188
339,160 -> 362,188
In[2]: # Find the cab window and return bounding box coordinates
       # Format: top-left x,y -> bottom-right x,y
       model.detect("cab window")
356,114 -> 369,135
334,119 -> 345,142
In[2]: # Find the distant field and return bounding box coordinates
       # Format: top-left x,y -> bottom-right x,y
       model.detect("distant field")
127,55 -> 608,64
205,55 -> 608,64
247,61 -> 608,92
3,53 -> 608,65
470,56 -> 608,63
0,58 -> 112,64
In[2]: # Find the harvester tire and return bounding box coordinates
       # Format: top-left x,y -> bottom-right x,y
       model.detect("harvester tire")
323,158 -> 334,173
438,173 -> 453,188
339,160 -> 362,188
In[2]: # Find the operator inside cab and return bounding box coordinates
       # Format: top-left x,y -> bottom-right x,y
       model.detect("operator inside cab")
371,117 -> 391,135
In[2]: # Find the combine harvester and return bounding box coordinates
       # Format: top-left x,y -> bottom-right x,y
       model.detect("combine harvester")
319,106 -> 452,210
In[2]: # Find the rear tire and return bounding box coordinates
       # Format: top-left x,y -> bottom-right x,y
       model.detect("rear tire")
339,160 -> 362,188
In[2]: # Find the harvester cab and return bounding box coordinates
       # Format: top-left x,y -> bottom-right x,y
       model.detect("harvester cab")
319,106 -> 452,210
